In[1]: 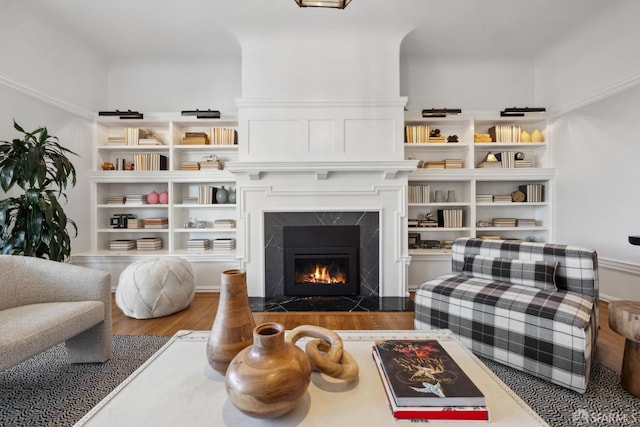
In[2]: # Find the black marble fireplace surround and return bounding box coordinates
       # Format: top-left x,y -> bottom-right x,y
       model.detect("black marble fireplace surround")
250,211 -> 414,312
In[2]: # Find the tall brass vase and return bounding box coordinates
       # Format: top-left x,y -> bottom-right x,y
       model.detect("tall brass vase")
206,269 -> 256,375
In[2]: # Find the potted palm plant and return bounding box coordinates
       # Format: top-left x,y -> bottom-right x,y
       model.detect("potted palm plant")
0,120 -> 78,261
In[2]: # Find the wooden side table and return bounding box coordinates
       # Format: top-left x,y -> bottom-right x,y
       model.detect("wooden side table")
608,300 -> 640,397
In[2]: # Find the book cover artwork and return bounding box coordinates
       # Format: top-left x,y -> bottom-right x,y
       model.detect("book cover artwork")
374,340 -> 485,407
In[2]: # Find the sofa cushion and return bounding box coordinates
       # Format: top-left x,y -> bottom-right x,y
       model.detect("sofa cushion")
462,254 -> 558,291
0,301 -> 105,371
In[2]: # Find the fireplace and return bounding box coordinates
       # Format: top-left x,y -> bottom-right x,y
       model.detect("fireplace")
283,225 -> 359,297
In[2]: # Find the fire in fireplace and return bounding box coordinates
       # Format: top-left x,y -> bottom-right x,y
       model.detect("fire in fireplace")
283,225 -> 359,297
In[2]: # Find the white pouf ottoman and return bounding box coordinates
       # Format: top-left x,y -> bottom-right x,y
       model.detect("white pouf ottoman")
116,257 -> 195,319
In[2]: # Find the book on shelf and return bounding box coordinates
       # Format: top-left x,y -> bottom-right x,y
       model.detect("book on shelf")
124,194 -> 148,205
492,218 -> 517,227
444,158 -> 464,169
488,125 -> 521,143
212,238 -> 236,251
143,218 -> 168,229
109,239 -> 136,251
187,238 -> 210,250
372,340 -> 486,413
437,209 -> 463,228
126,218 -> 144,229
518,184 -> 544,202
210,127 -> 238,145
404,125 -> 430,143
492,195 -> 513,203
132,153 -> 168,171
408,184 -> 430,204
182,132 -> 210,145
181,161 -> 201,171
214,219 -> 236,229
136,237 -> 162,251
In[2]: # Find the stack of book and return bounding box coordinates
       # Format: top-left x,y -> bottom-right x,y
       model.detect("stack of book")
425,161 -> 445,169
212,238 -> 235,252
181,196 -> 198,205
515,159 -> 534,168
106,195 -> 125,205
180,161 -> 200,171
181,132 -> 209,145
474,133 -> 492,142
428,134 -> 446,143
124,194 -> 148,205
404,125 -> 430,143
493,195 -> 513,203
199,160 -> 223,170
109,239 -> 135,251
144,218 -> 168,229
210,127 -> 238,145
492,218 -> 517,227
372,339 -> 488,422
214,219 -> 236,229
136,237 -> 162,251
444,159 -> 463,169
517,218 -> 537,227
107,135 -> 126,145
518,184 -> 544,202
126,218 -> 144,229
186,239 -> 210,251
408,185 -> 430,203
475,194 -> 493,203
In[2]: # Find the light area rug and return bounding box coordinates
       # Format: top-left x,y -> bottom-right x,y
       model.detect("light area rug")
1,336 -> 638,426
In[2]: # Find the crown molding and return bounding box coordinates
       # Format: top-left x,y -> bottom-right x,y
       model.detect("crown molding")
549,74 -> 640,118
0,72 -> 94,120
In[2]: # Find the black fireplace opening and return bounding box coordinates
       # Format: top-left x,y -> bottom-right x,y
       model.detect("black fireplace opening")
283,225 -> 359,297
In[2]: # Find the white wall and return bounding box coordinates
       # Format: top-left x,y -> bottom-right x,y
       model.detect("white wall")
0,84 -> 94,254
107,58 -> 241,113
0,2 -> 107,111
535,0 -> 640,113
551,84 -> 640,301
241,34 -> 402,99
400,55 -> 535,113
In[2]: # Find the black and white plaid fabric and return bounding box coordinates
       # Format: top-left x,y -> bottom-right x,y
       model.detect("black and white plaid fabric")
462,254 -> 558,291
414,238 -> 599,394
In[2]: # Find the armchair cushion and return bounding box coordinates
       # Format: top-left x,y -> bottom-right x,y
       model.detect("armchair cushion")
462,254 -> 558,291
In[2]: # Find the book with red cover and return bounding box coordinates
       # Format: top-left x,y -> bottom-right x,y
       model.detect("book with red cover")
372,350 -> 490,421
372,340 -> 486,408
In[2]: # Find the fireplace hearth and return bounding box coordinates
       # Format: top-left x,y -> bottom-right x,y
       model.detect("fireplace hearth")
283,225 -> 359,297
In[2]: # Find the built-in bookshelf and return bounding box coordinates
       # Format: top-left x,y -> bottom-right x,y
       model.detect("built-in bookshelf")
72,114 -> 242,288
404,112 -> 553,288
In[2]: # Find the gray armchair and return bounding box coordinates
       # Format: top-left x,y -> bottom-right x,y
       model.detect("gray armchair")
0,255 -> 112,370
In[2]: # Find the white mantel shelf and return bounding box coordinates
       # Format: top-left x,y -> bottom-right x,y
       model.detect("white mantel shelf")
226,161 -> 419,180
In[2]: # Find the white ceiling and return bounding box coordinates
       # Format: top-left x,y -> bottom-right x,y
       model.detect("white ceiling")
24,0 -> 609,62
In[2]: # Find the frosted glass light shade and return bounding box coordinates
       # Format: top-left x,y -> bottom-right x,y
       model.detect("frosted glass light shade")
295,0 -> 352,8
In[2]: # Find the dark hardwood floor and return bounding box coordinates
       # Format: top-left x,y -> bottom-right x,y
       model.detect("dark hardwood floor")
111,293 -> 624,374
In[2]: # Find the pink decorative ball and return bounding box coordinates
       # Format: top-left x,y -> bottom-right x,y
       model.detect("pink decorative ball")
147,190 -> 159,204
159,190 -> 169,205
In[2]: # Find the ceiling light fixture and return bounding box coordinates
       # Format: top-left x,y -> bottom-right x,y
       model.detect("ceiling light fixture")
421,108 -> 462,118
500,107 -> 546,117
295,0 -> 352,9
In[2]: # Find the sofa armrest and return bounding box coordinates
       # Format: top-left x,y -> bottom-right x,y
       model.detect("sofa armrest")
0,255 -> 111,309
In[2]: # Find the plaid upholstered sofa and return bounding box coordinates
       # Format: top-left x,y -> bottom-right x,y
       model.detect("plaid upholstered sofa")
414,238 -> 598,393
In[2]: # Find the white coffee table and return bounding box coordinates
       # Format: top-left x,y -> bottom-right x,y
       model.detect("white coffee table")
75,330 -> 549,426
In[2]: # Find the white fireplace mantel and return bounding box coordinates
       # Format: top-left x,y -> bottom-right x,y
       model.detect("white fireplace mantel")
226,160 -> 418,181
